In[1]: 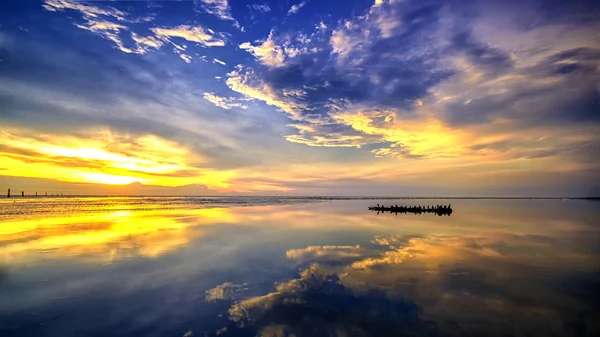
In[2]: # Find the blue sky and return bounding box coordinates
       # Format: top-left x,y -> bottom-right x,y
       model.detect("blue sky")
0,0 -> 599,196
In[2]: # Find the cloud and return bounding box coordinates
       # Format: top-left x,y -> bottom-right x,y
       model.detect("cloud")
286,1 -> 308,16
131,32 -> 164,52
43,0 -> 127,21
0,127 -> 213,186
239,30 -> 317,68
73,18 -> 134,53
230,0 -> 456,155
224,229 -> 600,336
239,31 -> 286,68
42,1 -> 226,60
203,92 -> 248,110
222,0 -> 600,171
225,66 -> 309,119
205,282 -> 248,301
22,0 -> 600,195
248,3 -> 271,14
193,0 -> 242,30
439,46 -> 600,128
0,26 -> 296,185
226,264 -> 440,336
179,53 -> 193,63
213,58 -> 226,65
193,0 -> 234,21
42,0 -> 135,53
150,25 -> 226,47
342,233 -> 600,336
286,245 -> 366,264
329,28 -> 355,58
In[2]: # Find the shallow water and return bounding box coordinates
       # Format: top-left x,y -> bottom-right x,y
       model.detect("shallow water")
0,198 -> 598,337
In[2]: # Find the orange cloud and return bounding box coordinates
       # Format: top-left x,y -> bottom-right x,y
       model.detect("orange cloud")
0,127 -> 234,188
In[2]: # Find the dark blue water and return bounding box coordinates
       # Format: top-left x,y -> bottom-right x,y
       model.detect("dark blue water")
0,198 -> 598,336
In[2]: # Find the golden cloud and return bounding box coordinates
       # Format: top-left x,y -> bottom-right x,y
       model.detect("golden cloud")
0,127 -> 234,188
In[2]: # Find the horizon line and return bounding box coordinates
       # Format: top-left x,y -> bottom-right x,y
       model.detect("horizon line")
1,195 -> 598,199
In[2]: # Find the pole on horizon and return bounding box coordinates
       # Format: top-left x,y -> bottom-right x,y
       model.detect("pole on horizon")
21,191 -> 24,197
36,192 -> 38,197
7,188 -> 10,199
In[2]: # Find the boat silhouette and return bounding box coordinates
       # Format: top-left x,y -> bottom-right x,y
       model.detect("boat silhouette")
368,204 -> 453,216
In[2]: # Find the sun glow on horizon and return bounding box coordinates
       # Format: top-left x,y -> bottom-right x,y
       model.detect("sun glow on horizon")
0,127 -> 224,188
77,172 -> 144,185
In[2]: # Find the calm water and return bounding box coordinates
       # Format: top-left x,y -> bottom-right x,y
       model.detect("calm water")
0,197 -> 598,337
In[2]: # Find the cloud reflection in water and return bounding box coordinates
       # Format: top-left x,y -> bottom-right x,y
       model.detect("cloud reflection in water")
223,231 -> 599,337
1,199 -> 598,337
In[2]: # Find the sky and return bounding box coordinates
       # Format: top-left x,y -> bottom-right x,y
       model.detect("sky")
0,0 -> 599,196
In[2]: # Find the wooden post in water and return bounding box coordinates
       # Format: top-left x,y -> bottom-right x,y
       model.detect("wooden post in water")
21,191 -> 24,197
6,188 -> 10,198
36,192 -> 38,197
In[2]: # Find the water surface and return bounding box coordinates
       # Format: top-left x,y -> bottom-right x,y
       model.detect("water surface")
1,198 -> 598,337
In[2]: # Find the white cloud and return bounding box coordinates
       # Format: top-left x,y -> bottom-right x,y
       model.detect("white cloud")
282,89 -> 307,98
179,53 -> 193,63
43,0 -> 126,21
330,28 -> 358,58
150,25 -> 226,47
131,33 -> 164,53
43,1 -> 225,59
203,92 -> 248,110
240,30 -> 317,68
239,31 -> 286,68
213,58 -> 226,65
287,1 -> 308,16
226,66 -> 307,119
73,18 -> 134,53
194,0 -> 234,20
249,3 -> 271,14
76,20 -> 126,32
43,0 -> 135,53
317,21 -> 328,31
194,0 -> 242,30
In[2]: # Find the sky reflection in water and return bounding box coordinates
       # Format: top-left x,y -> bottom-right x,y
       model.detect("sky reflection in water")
0,199 -> 598,337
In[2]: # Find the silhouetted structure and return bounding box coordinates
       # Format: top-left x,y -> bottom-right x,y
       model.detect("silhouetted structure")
369,204 -> 453,216
6,188 -> 9,198
21,191 -> 24,197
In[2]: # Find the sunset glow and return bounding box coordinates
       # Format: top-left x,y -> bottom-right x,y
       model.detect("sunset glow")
0,0 -> 598,196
